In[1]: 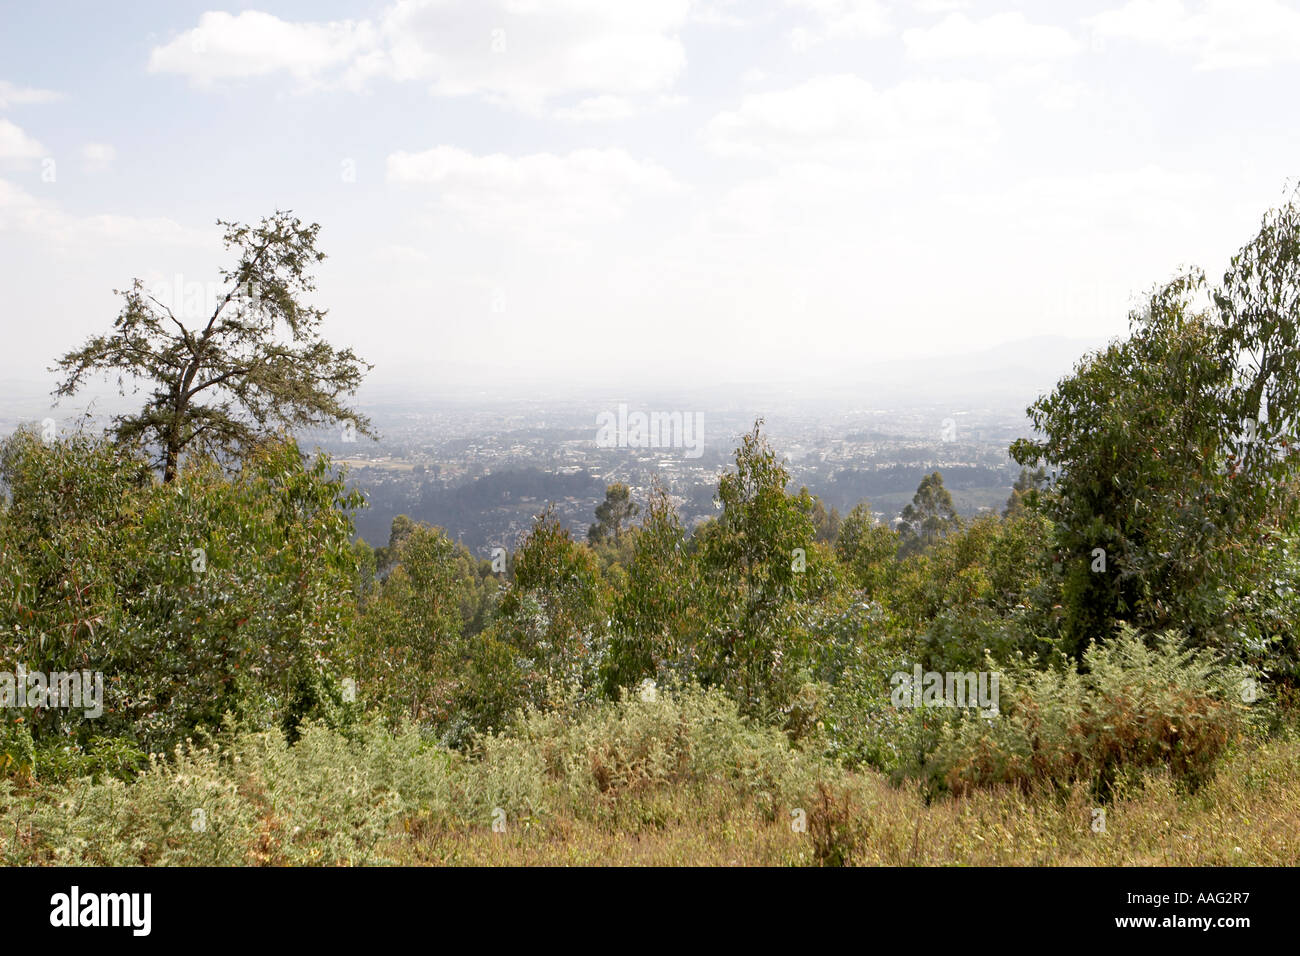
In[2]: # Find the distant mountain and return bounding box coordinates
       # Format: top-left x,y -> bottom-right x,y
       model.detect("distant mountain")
658,334 -> 1114,412
832,334 -> 1113,407
348,334 -> 1114,408
1,334 -> 1113,440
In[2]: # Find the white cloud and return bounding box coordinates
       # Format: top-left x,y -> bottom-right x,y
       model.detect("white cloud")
554,95 -> 635,123
692,1 -> 751,28
0,119 -> 46,160
912,0 -> 969,12
1088,0 -> 1300,69
945,165 -> 1225,318
81,143 -> 116,173
975,165 -> 1216,233
0,177 -> 210,246
370,243 -> 432,266
788,0 -> 890,49
0,80 -> 63,109
386,146 -> 679,237
668,162 -> 1229,367
704,74 -> 996,168
0,177 -> 47,230
149,1 -> 692,110
148,11 -> 376,87
375,0 -> 691,111
554,92 -> 686,122
904,12 -> 1081,61
998,63 -> 1088,112
693,74 -> 1000,268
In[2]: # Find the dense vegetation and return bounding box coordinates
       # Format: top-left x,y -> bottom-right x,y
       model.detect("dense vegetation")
4,197 -> 1300,865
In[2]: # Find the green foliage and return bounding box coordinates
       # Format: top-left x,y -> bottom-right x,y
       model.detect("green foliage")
0,430 -> 363,755
1012,192 -> 1300,676
1012,275 -> 1240,656
5,719 -> 450,866
352,524 -> 470,720
27,736 -> 147,786
897,472 -> 960,558
834,501 -> 899,595
604,463 -> 855,732
460,684 -> 827,827
373,513 -> 417,575
604,486 -> 696,694
926,628 -> 1252,799
906,512 -> 1059,672
232,720 -> 451,865
441,625 -> 532,745
806,491 -> 842,544
694,421 -> 829,715
1003,465 -> 1047,517
492,507 -> 609,706
0,687 -> 834,865
348,516 -> 501,735
587,482 -> 639,546
20,194 -> 1300,865
0,718 -> 35,782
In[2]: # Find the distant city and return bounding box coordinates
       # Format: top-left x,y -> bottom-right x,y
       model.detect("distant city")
0,333 -> 1107,558
318,395 -> 1029,554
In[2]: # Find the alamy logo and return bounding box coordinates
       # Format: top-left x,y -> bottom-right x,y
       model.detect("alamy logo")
147,274 -> 262,322
50,886 -> 151,936
596,404 -> 704,459
1,666 -> 103,718
890,665 -> 1000,718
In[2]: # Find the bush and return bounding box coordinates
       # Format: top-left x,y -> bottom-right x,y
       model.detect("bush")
17,736 -> 259,866
0,432 -> 364,754
33,735 -> 147,785
2,718 -> 451,866
0,718 -> 35,783
233,720 -> 451,865
926,627 -> 1252,798
458,684 -> 828,828
0,686 -> 844,865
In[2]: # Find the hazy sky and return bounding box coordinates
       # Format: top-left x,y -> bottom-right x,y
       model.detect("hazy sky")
2,0 -> 1299,395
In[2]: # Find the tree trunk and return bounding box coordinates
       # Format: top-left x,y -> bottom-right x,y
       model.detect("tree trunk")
163,388 -> 188,483
163,442 -> 180,483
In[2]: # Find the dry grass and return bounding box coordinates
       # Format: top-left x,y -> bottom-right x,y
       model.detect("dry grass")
386,737 -> 1300,866
6,688 -> 1296,867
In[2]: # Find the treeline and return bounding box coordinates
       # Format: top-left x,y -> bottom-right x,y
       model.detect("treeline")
821,462 -> 1015,507
4,193 -> 1300,807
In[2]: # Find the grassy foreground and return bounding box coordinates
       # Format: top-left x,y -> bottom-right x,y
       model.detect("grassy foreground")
3,687 -> 1297,867
397,742 -> 1300,867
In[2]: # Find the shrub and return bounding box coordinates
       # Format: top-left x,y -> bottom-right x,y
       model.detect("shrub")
927,627 -> 1252,798
0,432 -> 364,754
233,720 -> 451,865
33,735 -> 147,785
0,718 -> 35,783
457,684 -> 828,828
1,718 -> 452,866
18,737 -> 259,866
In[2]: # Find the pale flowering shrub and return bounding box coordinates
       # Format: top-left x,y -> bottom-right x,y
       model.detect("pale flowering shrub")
457,684 -> 830,826
14,738 -> 256,866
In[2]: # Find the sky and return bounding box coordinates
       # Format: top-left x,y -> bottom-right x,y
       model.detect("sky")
2,0 -> 1299,398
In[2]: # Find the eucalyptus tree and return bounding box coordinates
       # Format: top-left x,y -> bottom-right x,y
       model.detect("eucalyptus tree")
1012,189 -> 1300,667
